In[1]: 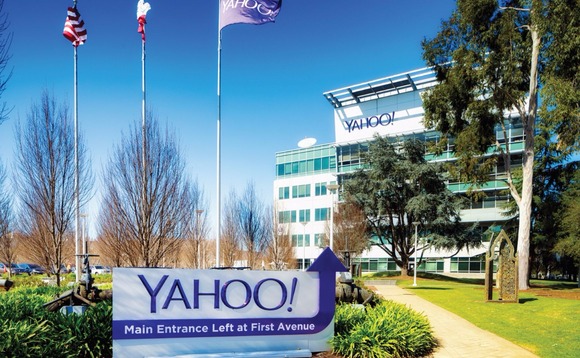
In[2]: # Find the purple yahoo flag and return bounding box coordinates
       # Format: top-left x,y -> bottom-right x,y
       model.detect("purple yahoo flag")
219,0 -> 282,31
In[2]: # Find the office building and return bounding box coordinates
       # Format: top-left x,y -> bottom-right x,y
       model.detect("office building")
274,67 -> 521,275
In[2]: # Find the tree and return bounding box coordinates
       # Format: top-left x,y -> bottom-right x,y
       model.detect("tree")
0,0 -> 14,276
220,189 -> 242,267
326,201 -> 369,268
265,204 -> 295,270
95,197 -> 140,267
344,136 -> 480,276
185,181 -> 209,269
539,0 -> 580,153
554,167 -> 580,286
0,0 -> 12,125
421,0 -> 579,289
237,182 -> 268,269
98,117 -> 194,267
0,161 -> 17,277
528,129 -> 578,279
13,91 -> 92,285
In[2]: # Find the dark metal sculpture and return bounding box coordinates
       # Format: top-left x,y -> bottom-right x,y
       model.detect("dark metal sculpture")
335,272 -> 374,305
44,253 -> 112,312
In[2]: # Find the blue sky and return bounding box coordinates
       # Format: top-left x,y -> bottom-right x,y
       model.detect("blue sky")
0,0 -> 456,237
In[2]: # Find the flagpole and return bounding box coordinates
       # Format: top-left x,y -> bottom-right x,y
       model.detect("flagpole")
74,43 -> 80,283
73,0 -> 80,283
214,0 -> 281,268
216,30 -> 222,268
141,20 -> 147,266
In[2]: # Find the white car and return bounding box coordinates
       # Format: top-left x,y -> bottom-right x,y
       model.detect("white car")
91,265 -> 111,274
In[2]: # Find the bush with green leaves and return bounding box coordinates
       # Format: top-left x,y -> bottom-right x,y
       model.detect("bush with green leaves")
0,287 -> 112,358
1,281 -> 434,358
332,301 -> 436,358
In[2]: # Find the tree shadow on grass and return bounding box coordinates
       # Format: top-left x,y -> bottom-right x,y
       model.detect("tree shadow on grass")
518,297 -> 538,304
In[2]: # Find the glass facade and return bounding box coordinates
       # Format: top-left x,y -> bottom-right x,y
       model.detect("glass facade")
352,258 -> 445,273
416,259 -> 445,273
337,143 -> 368,173
450,256 -> 486,273
353,258 -> 399,272
276,144 -> 336,178
331,121 -> 525,207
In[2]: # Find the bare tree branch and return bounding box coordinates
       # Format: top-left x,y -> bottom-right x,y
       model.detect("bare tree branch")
13,91 -> 92,285
97,116 -> 195,267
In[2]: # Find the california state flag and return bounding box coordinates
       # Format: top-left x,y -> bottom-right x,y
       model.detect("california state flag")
137,0 -> 151,41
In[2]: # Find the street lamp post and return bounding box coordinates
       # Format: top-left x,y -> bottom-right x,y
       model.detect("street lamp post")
301,221 -> 308,270
326,183 -> 339,251
75,213 -> 88,283
412,221 -> 420,287
80,213 -> 88,255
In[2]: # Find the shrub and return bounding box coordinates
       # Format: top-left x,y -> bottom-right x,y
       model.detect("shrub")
0,287 -> 112,358
332,301 -> 436,358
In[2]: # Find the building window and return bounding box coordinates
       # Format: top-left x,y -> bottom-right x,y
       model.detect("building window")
292,234 -> 310,247
353,258 -> 399,273
315,182 -> 327,196
299,209 -> 310,223
417,259 -> 444,272
450,257 -> 485,273
315,208 -> 330,221
297,259 -> 311,270
292,184 -> 311,198
278,186 -> 289,200
314,233 -> 325,247
278,210 -> 296,224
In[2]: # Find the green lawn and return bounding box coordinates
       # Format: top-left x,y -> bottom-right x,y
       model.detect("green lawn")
394,276 -> 580,358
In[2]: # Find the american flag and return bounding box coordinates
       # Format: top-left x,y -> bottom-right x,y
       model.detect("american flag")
63,7 -> 87,47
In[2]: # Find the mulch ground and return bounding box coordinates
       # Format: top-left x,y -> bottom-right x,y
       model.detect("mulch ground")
527,285 -> 580,300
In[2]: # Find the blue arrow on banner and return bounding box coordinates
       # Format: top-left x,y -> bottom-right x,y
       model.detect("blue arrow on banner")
305,247 -> 348,330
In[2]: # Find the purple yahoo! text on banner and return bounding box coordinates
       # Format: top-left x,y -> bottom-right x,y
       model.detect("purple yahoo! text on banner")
219,0 -> 282,30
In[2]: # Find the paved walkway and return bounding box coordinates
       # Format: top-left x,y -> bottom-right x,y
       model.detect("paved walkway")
369,282 -> 539,358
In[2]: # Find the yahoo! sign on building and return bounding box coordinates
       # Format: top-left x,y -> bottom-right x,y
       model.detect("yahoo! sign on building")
344,111 -> 395,133
113,248 -> 347,357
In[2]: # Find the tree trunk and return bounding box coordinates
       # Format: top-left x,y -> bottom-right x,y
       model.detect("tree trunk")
517,22 -> 541,291
400,258 -> 410,277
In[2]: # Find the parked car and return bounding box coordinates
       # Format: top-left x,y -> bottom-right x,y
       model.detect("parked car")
91,265 -> 111,274
21,263 -> 46,275
50,264 -> 69,274
0,263 -> 6,273
16,263 -> 32,274
8,264 -> 27,275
